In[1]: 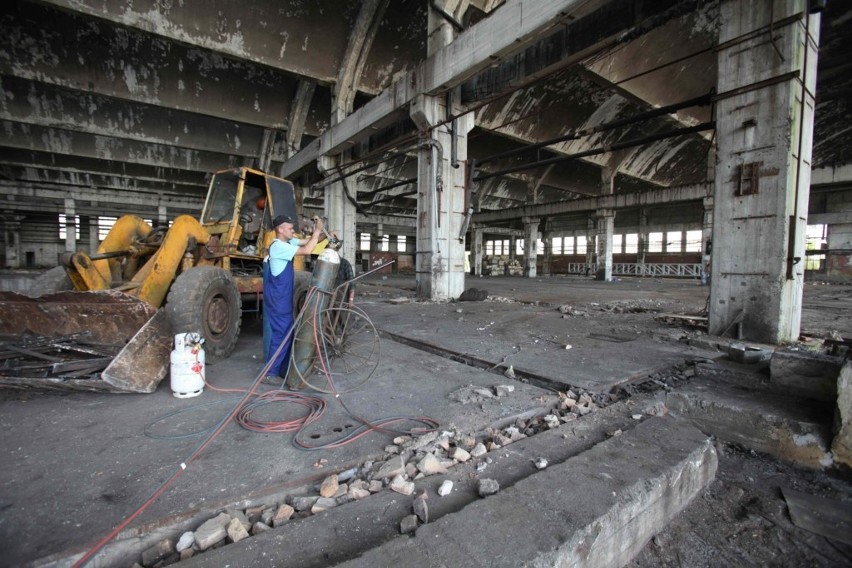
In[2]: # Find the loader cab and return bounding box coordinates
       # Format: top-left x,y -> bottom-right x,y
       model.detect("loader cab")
201,167 -> 299,257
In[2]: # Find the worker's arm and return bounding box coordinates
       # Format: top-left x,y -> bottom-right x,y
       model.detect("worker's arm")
295,218 -> 324,256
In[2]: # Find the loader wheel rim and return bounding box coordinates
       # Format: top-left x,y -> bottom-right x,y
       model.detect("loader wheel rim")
206,296 -> 231,335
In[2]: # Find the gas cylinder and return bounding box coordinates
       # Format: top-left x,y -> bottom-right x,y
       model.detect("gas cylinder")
170,332 -> 205,398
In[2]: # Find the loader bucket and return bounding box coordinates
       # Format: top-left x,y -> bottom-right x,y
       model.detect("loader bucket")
0,290 -> 172,393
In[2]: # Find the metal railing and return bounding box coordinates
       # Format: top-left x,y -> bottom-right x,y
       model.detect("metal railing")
559,263 -> 702,278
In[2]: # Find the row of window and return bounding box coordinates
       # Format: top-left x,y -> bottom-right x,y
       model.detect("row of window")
485,230 -> 705,256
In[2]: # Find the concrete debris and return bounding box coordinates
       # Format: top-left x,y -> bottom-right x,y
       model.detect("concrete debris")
632,414 -> 643,420
225,507 -> 251,532
413,490 -> 429,523
373,456 -> 405,480
533,457 -> 548,470
389,475 -> 416,496
478,478 -> 500,497
438,480 -> 454,496
319,475 -> 339,498
140,538 -> 173,567
252,522 -> 270,535
557,305 -> 589,317
459,288 -> 488,301
311,497 -> 338,514
470,442 -> 487,458
227,517 -> 249,543
457,434 -> 476,449
544,414 -> 560,429
449,384 -> 496,405
369,480 -> 384,493
194,512 -> 231,551
405,462 -> 418,478
832,362 -> 852,468
175,531 -> 194,553
384,444 -> 400,454
388,297 -> 410,304
261,507 -> 275,526
504,366 -> 516,379
291,496 -> 318,512
349,486 -> 371,500
180,549 -> 195,561
245,505 -> 264,524
608,429 -> 623,437
451,447 -> 471,462
272,504 -> 294,526
417,453 -> 447,475
393,435 -> 412,445
495,384 -> 515,397
400,514 -> 419,534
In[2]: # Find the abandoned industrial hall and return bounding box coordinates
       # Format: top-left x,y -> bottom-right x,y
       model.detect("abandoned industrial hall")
0,0 -> 851,566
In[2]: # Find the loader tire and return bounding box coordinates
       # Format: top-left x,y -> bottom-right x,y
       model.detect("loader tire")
166,266 -> 241,363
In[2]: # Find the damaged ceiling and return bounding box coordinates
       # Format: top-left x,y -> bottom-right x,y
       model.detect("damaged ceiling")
0,0 -> 850,232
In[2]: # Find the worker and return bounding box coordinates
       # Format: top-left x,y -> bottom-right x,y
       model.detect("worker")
262,214 -> 324,383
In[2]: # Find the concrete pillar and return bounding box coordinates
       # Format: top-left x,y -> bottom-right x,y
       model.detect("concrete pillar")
827,222 -> 852,280
542,219 -> 553,277
320,155 -> 358,264
638,208 -> 648,274
4,220 -> 21,268
472,225 -> 484,276
88,216 -> 99,254
585,216 -> 596,276
702,197 -> 714,285
522,217 -> 540,278
157,205 -> 168,228
64,198 -> 76,253
596,209 -> 614,281
509,236 -> 517,263
710,0 -> 820,343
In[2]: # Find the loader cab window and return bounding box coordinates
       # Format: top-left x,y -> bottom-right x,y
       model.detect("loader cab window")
202,171 -> 240,223
267,177 -> 298,230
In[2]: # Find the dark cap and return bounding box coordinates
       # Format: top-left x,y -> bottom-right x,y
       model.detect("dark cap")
272,215 -> 294,229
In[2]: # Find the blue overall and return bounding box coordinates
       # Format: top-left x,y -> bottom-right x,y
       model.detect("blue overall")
263,240 -> 297,377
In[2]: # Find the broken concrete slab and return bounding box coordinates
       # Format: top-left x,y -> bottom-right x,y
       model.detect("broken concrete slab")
770,350 -> 843,402
330,417 -> 716,568
668,379 -> 834,469
832,362 -> 852,468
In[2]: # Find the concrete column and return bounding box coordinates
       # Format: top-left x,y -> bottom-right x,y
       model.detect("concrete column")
410,94 -> 474,300
320,155 -> 358,263
638,208 -> 648,275
4,220 -> 21,268
64,198 -> 76,253
157,205 -> 168,228
88,216 -> 99,253
472,225 -> 484,276
827,222 -> 852,280
509,236 -> 517,263
710,0 -> 819,343
541,219 -> 553,277
522,217 -> 540,278
585,216 -> 596,276
702,197 -> 714,285
596,209 -> 614,281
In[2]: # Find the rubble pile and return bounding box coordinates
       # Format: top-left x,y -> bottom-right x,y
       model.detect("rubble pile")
128,383 -> 622,567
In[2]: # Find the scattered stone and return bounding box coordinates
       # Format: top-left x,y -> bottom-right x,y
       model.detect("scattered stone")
261,507 -> 275,526
417,453 -> 447,475
393,435 -> 412,445
175,532 -> 194,553
179,549 -> 194,561
332,484 -> 349,498
245,505 -> 264,524
291,496 -> 319,512
486,441 -> 501,452
194,512 -> 231,551
349,487 -> 371,500
227,517 -> 249,543
412,490 -> 429,523
438,480 -> 454,496
495,384 -> 515,397
252,522 -> 270,535
311,497 -> 338,514
271,504 -> 295,527
450,447 -> 471,462
449,385 -> 495,405
141,538 -> 173,567
543,414 -> 560,429
632,414 -> 643,420
576,405 -> 592,416
368,480 -> 384,493
389,475 -> 416,495
458,434 -> 476,449
320,474 -> 339,498
225,508 -> 251,532
478,478 -> 500,497
533,457 -> 548,470
561,398 -> 577,410
405,462 -> 418,478
608,429 -> 623,437
504,366 -> 516,379
389,297 -> 410,304
384,444 -> 400,454
470,442 -> 487,458
436,436 -> 451,450
400,514 -> 419,534
566,389 -> 578,399
336,493 -> 356,506
373,456 -> 405,480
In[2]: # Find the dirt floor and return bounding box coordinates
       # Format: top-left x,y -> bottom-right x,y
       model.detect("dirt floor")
0,273 -> 850,567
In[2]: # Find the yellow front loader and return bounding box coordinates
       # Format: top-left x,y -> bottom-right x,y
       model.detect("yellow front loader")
0,167 -> 322,393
